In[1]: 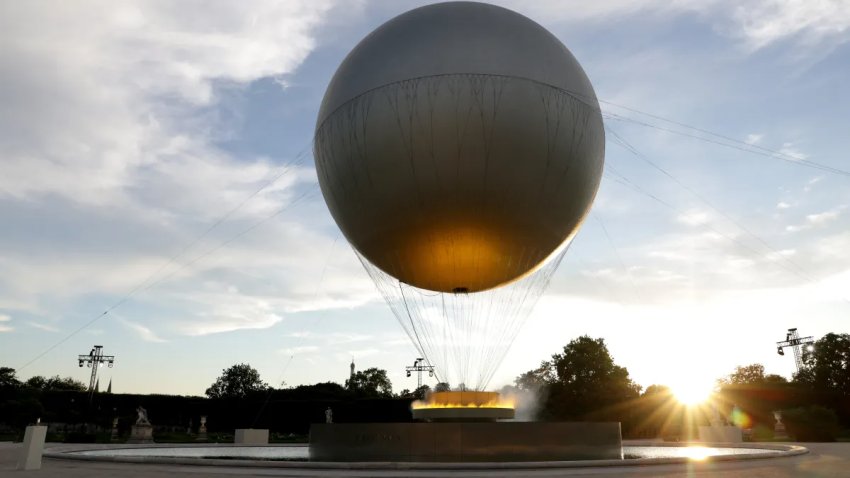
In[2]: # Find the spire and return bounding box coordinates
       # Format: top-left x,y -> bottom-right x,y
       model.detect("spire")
106,378 -> 112,394
95,378 -> 100,393
348,358 -> 356,390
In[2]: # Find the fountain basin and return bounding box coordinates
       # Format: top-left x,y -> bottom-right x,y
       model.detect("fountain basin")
310,422 -> 623,462
44,442 -> 807,469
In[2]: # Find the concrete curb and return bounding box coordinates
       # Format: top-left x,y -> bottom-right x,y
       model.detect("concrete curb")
44,443 -> 808,470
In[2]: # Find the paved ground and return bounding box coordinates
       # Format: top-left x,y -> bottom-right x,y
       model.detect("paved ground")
1,441 -> 848,477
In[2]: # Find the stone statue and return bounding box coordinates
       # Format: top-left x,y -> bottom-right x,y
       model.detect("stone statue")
128,406 -> 154,444
709,404 -> 722,427
135,406 -> 150,425
111,417 -> 119,442
773,410 -> 788,439
325,407 -> 333,424
196,416 -> 208,442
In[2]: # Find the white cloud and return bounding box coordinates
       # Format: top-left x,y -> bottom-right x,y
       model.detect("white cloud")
779,142 -> 808,161
786,206 -> 843,232
804,176 -> 824,192
814,231 -> 850,262
501,0 -> 850,51
807,209 -> 841,225
120,318 -> 167,343
176,292 -> 284,336
731,0 -> 850,50
677,209 -> 711,227
27,322 -> 59,333
776,201 -> 791,209
647,231 -> 730,262
745,133 -> 763,145
0,314 -> 11,333
0,1 -> 334,205
278,345 -> 319,356
325,333 -> 374,345
286,331 -> 313,339
0,1 -> 357,336
766,249 -> 797,261
338,348 -> 381,362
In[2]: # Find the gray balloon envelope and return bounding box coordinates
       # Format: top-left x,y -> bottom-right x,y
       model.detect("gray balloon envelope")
315,1 -> 604,293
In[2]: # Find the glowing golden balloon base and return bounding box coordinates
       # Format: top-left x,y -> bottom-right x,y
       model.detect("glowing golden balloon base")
411,391 -> 515,422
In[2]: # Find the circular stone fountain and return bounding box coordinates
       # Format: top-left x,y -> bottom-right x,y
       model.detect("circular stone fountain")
44,442 -> 808,472
310,390 -> 623,462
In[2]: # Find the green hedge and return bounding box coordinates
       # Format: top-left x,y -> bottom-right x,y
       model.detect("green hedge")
782,406 -> 840,442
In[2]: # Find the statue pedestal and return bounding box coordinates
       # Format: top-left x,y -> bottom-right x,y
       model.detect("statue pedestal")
17,425 -> 47,470
196,415 -> 208,442
773,411 -> 789,440
127,424 -> 154,444
235,428 -> 269,444
110,417 -> 119,442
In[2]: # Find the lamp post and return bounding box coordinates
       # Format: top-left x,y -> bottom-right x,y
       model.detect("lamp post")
78,345 -> 114,403
405,358 -> 434,388
776,328 -> 814,372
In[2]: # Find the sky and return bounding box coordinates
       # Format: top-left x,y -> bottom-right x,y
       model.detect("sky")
1,0 -> 848,398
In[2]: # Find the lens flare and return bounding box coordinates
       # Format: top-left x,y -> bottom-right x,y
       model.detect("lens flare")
670,381 -> 714,405
730,408 -> 753,429
682,446 -> 712,461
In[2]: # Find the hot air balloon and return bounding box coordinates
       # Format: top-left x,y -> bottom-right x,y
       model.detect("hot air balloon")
314,2 -> 604,391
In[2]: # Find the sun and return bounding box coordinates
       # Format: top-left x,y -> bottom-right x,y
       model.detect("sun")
670,381 -> 715,406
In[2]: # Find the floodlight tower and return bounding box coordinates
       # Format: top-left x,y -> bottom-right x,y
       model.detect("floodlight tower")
78,345 -> 115,401
776,328 -> 814,372
405,357 -> 434,388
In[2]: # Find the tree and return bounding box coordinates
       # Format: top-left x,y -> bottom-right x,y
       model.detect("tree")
205,363 -> 269,399
412,384 -> 430,399
284,382 -> 348,400
514,361 -> 555,391
717,364 -> 789,387
399,384 -> 430,400
795,333 -> 850,396
633,384 -> 677,438
345,367 -> 392,397
433,382 -> 451,392
25,375 -> 86,391
0,367 -> 19,389
720,363 -> 766,385
520,336 -> 641,420
641,384 -> 672,397
764,374 -> 788,384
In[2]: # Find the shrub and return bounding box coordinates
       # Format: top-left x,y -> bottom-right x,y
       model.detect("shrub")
782,406 -> 840,442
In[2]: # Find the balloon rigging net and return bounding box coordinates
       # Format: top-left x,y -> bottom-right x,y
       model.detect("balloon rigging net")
358,247 -> 567,391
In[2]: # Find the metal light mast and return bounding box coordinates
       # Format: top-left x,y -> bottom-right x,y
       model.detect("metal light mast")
405,357 -> 434,388
78,345 -> 115,401
776,328 -> 814,372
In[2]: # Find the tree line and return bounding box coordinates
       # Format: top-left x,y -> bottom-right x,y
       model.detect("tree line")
1,332 -> 847,441
511,333 -> 850,441
203,363 -> 428,400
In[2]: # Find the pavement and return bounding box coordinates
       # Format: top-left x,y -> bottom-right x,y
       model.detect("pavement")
1,441 -> 849,477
